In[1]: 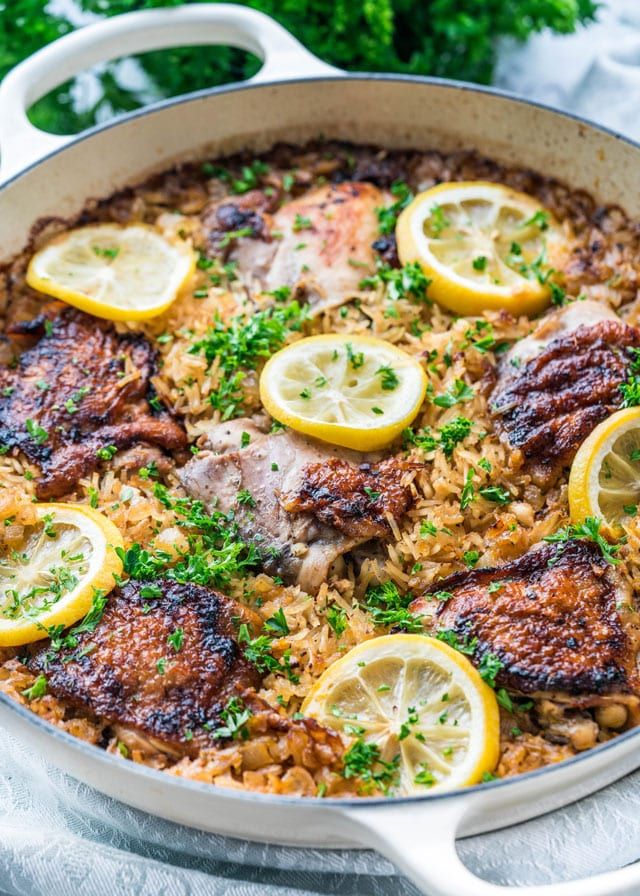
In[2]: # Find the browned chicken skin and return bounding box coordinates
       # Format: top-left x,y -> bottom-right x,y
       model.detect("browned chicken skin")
201,181 -> 386,313
411,540 -> 640,697
0,306 -> 187,497
281,456 -> 417,539
490,304 -> 640,487
29,579 -> 262,756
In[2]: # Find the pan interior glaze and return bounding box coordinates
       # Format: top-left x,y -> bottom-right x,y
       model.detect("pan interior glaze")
2,6 -> 640,895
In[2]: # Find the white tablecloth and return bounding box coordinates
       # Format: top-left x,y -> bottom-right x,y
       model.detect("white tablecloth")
3,1 -> 640,892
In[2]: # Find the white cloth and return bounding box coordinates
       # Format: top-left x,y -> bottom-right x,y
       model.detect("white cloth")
495,0 -> 640,139
4,1 -> 640,893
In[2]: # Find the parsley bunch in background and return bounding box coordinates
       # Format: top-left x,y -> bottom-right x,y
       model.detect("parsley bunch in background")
1,0 -> 597,135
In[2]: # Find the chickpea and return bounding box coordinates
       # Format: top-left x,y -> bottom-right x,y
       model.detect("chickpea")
595,703 -> 628,730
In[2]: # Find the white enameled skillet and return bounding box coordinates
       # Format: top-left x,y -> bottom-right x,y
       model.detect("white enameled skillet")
1,7 -> 640,893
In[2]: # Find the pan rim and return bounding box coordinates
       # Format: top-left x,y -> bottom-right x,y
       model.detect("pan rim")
1,72 -> 639,197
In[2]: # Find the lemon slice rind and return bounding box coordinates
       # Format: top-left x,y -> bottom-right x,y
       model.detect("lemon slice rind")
26,224 -> 195,321
259,334 -> 427,452
302,634 -> 500,795
0,503 -> 124,646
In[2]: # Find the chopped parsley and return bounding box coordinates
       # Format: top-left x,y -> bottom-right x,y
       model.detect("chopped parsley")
414,767 -> 436,787
292,213 -> 313,232
92,246 -> 120,260
497,688 -> 514,712
167,627 -> 184,653
238,623 -> 298,682
620,375 -> 640,408
419,520 -> 438,537
426,204 -> 450,236
138,461 -> 159,480
478,485 -> 511,505
433,379 -> 474,409
403,416 -> 473,458
326,604 -> 348,637
26,418 -> 48,444
360,261 -> 431,305
522,209 -> 549,231
363,581 -> 423,632
342,737 -> 400,794
189,302 -> 308,420
22,674 -> 47,701
217,226 -> 254,249
212,696 -> 252,741
376,365 -> 399,391
375,181 -> 413,235
140,583 -> 162,600
430,590 -> 453,603
230,159 -> 269,194
460,469 -> 476,510
398,706 -> 419,740
543,516 -> 621,565
96,444 -> 117,461
435,629 -> 477,655
117,489 -> 261,589
472,255 -> 488,271
346,342 -> 365,369
464,321 -> 510,355
42,588 -> 108,663
264,607 -> 290,636
478,652 -> 504,688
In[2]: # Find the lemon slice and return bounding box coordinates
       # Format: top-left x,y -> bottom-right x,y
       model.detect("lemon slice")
302,634 -> 499,795
396,181 -> 566,317
0,503 -> 124,646
569,407 -> 640,531
259,334 -> 427,451
26,224 -> 195,321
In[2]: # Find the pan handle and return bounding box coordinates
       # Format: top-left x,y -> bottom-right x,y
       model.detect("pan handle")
0,3 -> 340,182
341,799 -> 640,896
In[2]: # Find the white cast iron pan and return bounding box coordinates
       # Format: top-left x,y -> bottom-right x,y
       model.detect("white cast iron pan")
1,7 -> 640,894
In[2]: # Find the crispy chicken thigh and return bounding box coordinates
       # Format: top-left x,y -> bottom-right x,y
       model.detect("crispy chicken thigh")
201,182 -> 385,313
179,420 -> 416,593
281,456 -> 416,539
412,540 -> 640,697
0,306 -> 187,497
30,579 -> 262,756
489,301 -> 640,486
